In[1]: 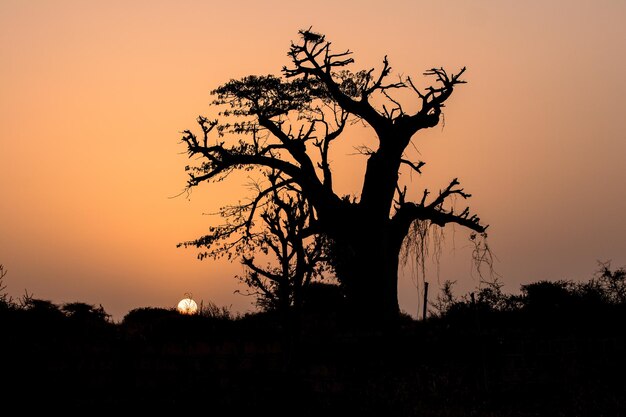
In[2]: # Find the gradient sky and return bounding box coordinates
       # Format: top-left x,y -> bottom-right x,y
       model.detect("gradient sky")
1,0 -> 625,321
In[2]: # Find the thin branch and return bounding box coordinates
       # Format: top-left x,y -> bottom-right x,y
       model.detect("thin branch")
400,159 -> 425,174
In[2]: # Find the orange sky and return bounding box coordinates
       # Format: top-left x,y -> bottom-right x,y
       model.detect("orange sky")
1,0 -> 625,321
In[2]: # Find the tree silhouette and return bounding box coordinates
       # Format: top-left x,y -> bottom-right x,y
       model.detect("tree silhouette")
237,175 -> 330,314
179,28 -> 487,319
592,261 -> 626,304
62,302 -> 111,324
0,264 -> 14,311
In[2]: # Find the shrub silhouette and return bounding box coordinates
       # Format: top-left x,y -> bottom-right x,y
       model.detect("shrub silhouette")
62,301 -> 111,323
520,280 -> 575,311
592,261 -> 626,304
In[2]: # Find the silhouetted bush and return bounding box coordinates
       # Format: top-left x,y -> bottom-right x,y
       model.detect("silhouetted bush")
62,301 -> 111,323
591,261 -> 626,304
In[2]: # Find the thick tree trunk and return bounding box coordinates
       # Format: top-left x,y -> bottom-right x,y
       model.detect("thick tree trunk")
327,213 -> 404,322
322,141 -> 409,322
344,238 -> 401,320
359,142 -> 403,221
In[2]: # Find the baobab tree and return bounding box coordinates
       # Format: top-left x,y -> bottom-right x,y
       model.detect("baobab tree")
179,29 -> 487,320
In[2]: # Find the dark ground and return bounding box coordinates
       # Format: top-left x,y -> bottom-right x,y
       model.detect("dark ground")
1,298 -> 625,416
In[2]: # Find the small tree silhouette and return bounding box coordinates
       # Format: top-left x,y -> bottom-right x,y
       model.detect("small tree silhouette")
237,178 -> 330,315
592,261 -> 626,304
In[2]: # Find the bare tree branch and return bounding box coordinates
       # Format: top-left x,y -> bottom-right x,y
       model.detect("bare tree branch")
400,158 -> 425,175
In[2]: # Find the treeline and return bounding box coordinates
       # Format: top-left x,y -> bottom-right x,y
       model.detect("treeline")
3,261 -> 624,324
431,261 -> 626,317
0,263 -> 625,416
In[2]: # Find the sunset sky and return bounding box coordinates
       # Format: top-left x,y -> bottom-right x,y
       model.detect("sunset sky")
1,0 -> 625,321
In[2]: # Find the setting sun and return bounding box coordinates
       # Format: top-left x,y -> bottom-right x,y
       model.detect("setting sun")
176,297 -> 198,315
